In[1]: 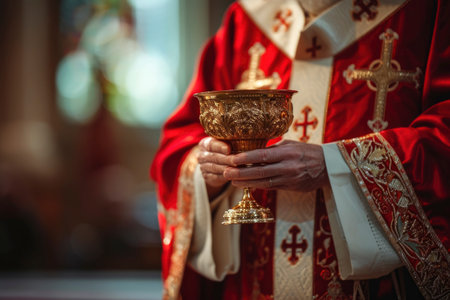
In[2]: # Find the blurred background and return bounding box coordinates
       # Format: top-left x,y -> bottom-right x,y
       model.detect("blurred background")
0,0 -> 232,298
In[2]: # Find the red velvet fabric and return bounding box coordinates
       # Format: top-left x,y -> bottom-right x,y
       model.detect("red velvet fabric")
324,0 -> 450,252
382,0 -> 450,252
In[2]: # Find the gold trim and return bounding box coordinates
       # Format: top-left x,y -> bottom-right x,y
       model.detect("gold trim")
338,133 -> 450,300
162,148 -> 198,300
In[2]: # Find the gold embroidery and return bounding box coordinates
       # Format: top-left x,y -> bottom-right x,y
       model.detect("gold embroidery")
162,148 -> 198,300
237,43 -> 281,90
338,134 -> 450,299
343,29 -> 421,132
248,222 -> 272,299
315,214 -> 351,300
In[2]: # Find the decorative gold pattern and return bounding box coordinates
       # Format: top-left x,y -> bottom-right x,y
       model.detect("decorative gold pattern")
237,43 -> 281,90
338,133 -> 450,300
247,222 -> 274,299
195,89 -> 295,224
314,212 -> 351,300
222,188 -> 274,224
196,90 -> 294,152
162,148 -> 198,300
343,28 -> 421,132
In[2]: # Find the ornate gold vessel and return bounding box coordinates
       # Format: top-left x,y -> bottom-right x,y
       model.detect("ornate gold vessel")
194,89 -> 296,225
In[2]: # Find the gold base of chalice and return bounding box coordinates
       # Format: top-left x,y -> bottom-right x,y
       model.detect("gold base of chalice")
195,89 -> 296,225
222,188 -> 274,225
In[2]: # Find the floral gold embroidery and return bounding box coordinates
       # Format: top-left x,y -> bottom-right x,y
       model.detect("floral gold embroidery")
162,148 -> 198,300
338,133 -> 450,300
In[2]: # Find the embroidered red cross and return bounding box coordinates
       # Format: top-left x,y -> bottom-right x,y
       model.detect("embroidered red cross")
306,36 -> 322,58
273,9 -> 293,32
281,225 -> 308,265
293,106 -> 318,142
352,0 -> 378,21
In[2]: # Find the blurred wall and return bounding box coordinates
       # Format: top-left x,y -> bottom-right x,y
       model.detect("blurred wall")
0,0 -> 233,271
0,0 -> 61,269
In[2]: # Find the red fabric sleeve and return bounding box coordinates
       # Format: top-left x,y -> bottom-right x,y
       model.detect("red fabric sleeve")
380,0 -> 450,250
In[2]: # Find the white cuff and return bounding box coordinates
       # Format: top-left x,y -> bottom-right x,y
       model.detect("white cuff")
322,143 -> 403,280
187,165 -> 241,281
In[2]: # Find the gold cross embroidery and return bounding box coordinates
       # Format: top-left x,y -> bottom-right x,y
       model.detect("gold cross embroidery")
343,29 -> 421,132
237,42 -> 281,89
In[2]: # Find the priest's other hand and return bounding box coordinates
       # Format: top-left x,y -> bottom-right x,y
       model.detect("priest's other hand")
197,137 -> 235,199
223,140 -> 329,192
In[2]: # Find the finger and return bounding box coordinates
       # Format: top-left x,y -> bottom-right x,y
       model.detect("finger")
198,151 -> 235,166
231,176 -> 281,190
223,165 -> 269,180
231,147 -> 282,165
199,162 -> 228,175
199,137 -> 230,154
224,162 -> 295,180
202,172 -> 228,187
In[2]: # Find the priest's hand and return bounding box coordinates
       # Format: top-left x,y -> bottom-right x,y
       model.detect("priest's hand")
223,140 -> 329,192
197,137 -> 235,199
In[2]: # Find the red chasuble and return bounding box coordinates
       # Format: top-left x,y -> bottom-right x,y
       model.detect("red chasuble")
151,0 -> 450,299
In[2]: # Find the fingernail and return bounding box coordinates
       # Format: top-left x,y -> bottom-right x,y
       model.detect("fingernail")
223,168 -> 232,178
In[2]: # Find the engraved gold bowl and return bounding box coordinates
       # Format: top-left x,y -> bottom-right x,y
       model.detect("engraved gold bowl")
194,89 -> 296,225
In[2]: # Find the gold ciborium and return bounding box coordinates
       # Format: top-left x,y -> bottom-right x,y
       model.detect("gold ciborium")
194,89 -> 296,225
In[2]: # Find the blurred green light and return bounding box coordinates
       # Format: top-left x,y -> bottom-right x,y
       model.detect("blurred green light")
107,51 -> 177,127
56,51 -> 101,123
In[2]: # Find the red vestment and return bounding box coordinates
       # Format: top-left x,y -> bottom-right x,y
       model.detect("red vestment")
151,0 -> 450,299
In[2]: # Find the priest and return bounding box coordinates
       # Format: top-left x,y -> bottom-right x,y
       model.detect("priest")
151,0 -> 450,299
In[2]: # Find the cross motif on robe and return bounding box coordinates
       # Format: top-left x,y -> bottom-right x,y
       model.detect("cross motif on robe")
236,42 -> 281,89
352,0 -> 378,21
293,106 -> 318,142
281,225 -> 308,265
306,36 -> 322,58
273,8 -> 293,32
343,29 -> 421,132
